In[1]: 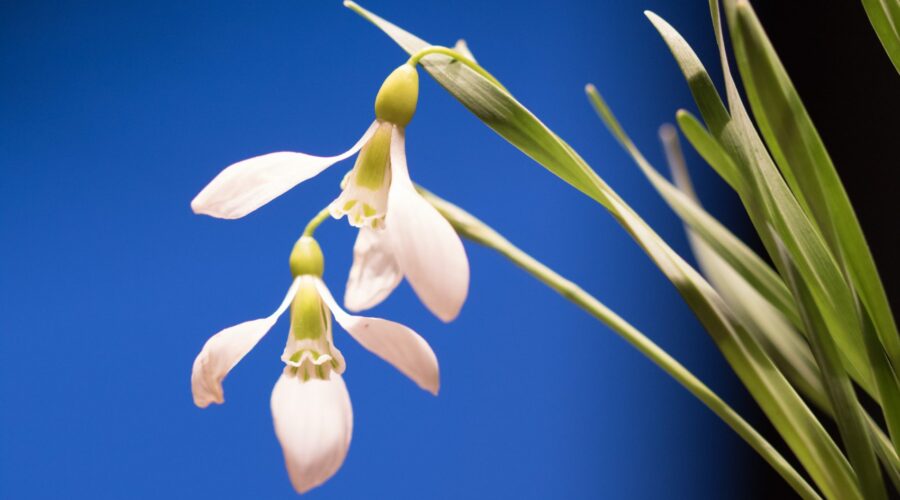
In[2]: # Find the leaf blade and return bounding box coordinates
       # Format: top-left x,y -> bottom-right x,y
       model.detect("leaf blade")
728,2 -> 900,451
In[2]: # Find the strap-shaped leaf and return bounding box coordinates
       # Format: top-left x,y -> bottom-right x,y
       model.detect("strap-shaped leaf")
580,85 -> 857,498
344,3 -> 858,497
775,232 -> 887,500
675,109 -> 744,195
726,1 -> 900,446
861,0 -> 900,73
656,122 -> 822,404
649,2 -> 876,416
663,128 -> 900,491
589,89 -> 801,333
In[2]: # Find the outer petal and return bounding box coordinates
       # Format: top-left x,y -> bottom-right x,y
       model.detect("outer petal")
271,372 -> 353,494
191,122 -> 378,219
317,279 -> 439,395
344,227 -> 402,312
191,278 -> 300,408
385,129 -> 469,322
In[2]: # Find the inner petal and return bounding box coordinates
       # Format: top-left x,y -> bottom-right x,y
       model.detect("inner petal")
329,122 -> 393,229
282,276 -> 346,381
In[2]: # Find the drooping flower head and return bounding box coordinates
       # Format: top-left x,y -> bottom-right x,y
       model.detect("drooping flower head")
191,236 -> 439,493
191,64 -> 469,322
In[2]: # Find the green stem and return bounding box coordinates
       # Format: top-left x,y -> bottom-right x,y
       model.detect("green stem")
303,207 -> 332,237
406,46 -> 506,90
419,186 -> 822,500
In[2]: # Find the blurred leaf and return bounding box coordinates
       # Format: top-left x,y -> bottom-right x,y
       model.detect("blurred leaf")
861,0 -> 900,73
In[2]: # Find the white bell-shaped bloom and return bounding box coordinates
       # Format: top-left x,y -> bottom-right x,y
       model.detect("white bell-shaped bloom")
344,128 -> 469,322
191,273 -> 438,493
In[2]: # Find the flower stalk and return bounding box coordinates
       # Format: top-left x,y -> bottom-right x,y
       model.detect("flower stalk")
405,45 -> 506,90
303,207 -> 332,237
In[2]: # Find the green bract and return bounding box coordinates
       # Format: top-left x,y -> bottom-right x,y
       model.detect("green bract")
374,64 -> 419,126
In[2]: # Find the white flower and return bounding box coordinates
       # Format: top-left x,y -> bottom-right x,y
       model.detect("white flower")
342,128 -> 468,322
191,64 -> 469,322
191,263 -> 439,493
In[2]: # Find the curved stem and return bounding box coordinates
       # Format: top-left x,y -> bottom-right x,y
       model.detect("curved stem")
419,186 -> 822,500
407,46 -> 506,90
303,207 -> 332,237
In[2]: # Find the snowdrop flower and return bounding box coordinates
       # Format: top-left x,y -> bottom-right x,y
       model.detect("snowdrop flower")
191,64 -> 468,322
191,236 -> 439,493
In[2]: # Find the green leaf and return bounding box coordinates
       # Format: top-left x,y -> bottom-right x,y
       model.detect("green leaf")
861,0 -> 900,73
346,3 -> 859,497
727,0 -> 900,450
662,127 -> 900,491
649,2 -> 876,409
656,123 -> 822,405
582,84 -> 859,498
589,90 -> 801,333
674,109 -> 744,195
775,231 -> 887,500
643,11 -> 730,135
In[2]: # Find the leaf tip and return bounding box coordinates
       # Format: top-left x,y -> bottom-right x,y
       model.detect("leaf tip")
658,123 -> 677,142
643,10 -> 662,24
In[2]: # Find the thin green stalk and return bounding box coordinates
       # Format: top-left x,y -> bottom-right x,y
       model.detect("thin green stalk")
419,187 -> 821,500
406,46 -> 506,90
303,207 -> 331,237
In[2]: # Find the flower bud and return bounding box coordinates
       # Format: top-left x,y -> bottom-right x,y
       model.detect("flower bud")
374,64 -> 419,126
289,236 -> 324,278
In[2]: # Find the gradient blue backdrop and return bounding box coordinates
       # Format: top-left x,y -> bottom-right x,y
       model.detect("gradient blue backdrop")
1,1 -> 763,498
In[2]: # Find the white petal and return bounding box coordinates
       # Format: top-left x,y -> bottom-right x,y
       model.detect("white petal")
385,129 -> 469,322
191,122 -> 378,219
317,279 -> 439,395
271,372 -> 353,494
190,278 -> 301,408
344,228 -> 402,312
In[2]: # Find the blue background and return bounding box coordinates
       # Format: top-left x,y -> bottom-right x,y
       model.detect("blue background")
1,1 -> 764,498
